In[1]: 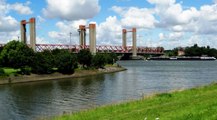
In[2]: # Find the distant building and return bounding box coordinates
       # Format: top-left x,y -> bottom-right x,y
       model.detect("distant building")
178,47 -> 185,56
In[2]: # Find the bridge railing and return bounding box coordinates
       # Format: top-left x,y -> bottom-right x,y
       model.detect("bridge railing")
0,43 -> 164,54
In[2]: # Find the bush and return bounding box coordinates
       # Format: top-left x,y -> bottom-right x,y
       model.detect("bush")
31,52 -> 54,74
92,54 -> 106,68
55,50 -> 77,74
0,68 -> 5,76
77,49 -> 92,68
0,40 -> 34,69
18,67 -> 31,75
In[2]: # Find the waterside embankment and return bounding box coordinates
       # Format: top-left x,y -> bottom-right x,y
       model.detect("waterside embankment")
0,66 -> 126,85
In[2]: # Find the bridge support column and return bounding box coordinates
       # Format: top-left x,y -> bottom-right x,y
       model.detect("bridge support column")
20,20 -> 27,44
79,25 -> 86,49
132,28 -> 137,57
29,18 -> 36,51
89,24 -> 96,55
122,29 -> 127,51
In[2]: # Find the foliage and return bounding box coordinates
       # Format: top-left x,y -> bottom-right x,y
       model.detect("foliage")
18,67 -> 31,75
31,52 -> 54,74
185,44 -> 217,57
92,54 -> 106,68
0,68 -> 5,76
0,40 -> 34,69
55,50 -> 77,74
104,53 -> 118,64
54,83 -> 217,120
0,46 -> 3,53
164,48 -> 178,57
77,49 -> 92,68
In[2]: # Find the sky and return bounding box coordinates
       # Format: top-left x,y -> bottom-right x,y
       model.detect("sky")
1,0 -> 217,49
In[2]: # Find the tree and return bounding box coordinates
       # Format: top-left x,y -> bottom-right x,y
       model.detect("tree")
55,50 -> 77,74
31,52 -> 54,74
92,54 -> 106,68
103,53 -> 118,64
77,49 -> 92,68
0,40 -> 34,70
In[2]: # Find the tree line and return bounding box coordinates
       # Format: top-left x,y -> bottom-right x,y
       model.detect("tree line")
0,40 -> 118,76
165,44 -> 217,58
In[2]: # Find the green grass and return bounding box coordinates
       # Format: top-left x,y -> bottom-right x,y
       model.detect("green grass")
3,68 -> 19,74
53,83 -> 217,120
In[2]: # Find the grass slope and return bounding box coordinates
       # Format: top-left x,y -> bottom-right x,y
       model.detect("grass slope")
53,83 -> 217,120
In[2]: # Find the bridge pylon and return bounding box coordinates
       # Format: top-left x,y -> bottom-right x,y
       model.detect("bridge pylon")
122,28 -> 137,57
78,23 -> 96,55
20,17 -> 36,51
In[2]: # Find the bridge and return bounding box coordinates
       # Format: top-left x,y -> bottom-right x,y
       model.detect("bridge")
1,17 -> 164,56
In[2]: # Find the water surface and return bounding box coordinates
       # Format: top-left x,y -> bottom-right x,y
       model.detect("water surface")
0,61 -> 217,120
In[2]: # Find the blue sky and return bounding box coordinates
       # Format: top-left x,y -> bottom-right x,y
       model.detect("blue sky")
1,0 -> 217,49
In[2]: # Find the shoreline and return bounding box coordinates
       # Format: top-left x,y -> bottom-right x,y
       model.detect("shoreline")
53,83 -> 217,120
0,66 -> 127,85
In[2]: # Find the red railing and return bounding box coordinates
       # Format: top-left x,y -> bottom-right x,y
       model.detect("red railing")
0,44 -> 164,54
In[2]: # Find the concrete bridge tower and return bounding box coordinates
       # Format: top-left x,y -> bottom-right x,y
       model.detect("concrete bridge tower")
132,28 -> 137,57
122,28 -> 137,57
20,17 -> 36,51
79,25 -> 86,48
89,24 -> 96,55
78,24 -> 96,55
122,29 -> 127,51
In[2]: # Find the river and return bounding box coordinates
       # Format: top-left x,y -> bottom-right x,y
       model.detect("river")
0,61 -> 217,120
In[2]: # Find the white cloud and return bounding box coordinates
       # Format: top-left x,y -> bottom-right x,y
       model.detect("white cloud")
147,0 -> 175,6
10,2 -> 33,15
0,30 -> 20,43
159,33 -> 165,40
97,16 -> 122,45
43,0 -> 100,21
0,16 -> 18,32
48,20 -> 87,44
112,6 -> 156,29
0,0 -> 33,43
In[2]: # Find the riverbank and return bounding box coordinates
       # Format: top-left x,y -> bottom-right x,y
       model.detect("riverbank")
0,66 -> 126,85
53,83 -> 217,120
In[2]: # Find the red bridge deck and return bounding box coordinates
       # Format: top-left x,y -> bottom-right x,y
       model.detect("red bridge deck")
0,44 -> 164,54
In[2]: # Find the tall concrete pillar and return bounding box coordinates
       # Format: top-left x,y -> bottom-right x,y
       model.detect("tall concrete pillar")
132,28 -> 137,57
20,20 -> 27,44
122,29 -> 127,51
29,18 -> 36,51
79,25 -> 86,48
89,24 -> 96,54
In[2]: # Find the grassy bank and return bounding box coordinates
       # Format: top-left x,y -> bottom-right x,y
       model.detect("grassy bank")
53,83 -> 217,120
0,66 -> 126,85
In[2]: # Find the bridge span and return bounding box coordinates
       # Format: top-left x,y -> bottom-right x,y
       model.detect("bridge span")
1,17 -> 164,56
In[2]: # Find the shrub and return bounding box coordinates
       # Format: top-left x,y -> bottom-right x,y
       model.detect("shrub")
0,40 -> 34,69
92,54 -> 106,68
55,50 -> 77,74
31,52 -> 54,74
0,68 -> 5,76
77,49 -> 92,68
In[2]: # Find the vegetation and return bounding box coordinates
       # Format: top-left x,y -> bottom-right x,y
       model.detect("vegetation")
0,40 -> 118,77
77,49 -> 92,68
53,83 -> 217,120
165,44 -> 217,57
92,53 -> 106,68
185,44 -> 217,57
0,41 -> 34,72
55,50 -> 77,74
31,52 -> 54,74
164,48 -> 178,57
